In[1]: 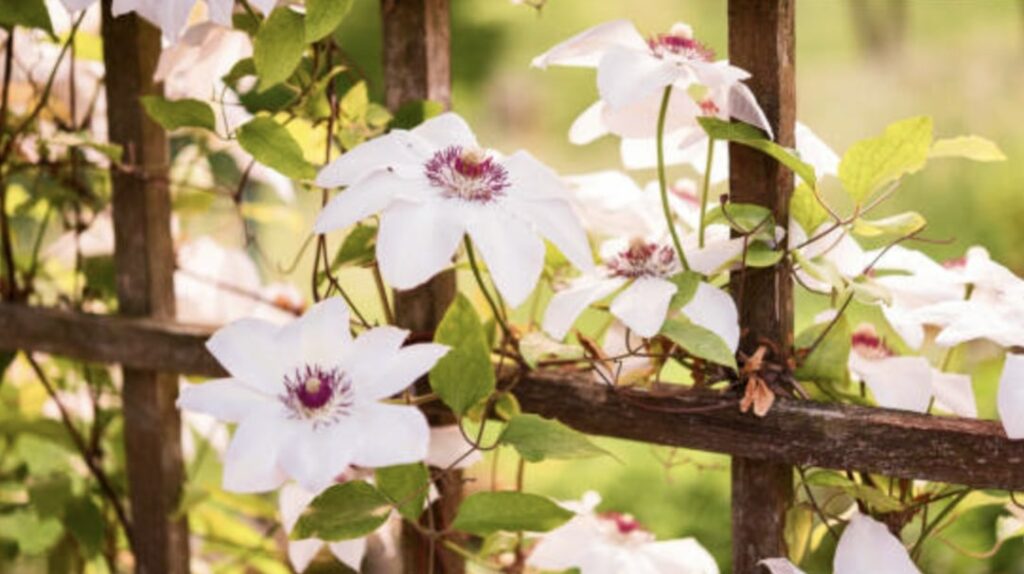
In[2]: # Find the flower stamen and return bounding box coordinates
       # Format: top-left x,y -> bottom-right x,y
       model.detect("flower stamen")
606,239 -> 678,279
425,145 -> 510,203
281,365 -> 354,428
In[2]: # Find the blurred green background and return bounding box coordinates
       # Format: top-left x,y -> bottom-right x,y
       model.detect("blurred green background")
261,1 -> 1024,572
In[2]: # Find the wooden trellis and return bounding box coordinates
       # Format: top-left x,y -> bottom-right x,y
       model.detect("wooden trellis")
1,1 -> 1022,573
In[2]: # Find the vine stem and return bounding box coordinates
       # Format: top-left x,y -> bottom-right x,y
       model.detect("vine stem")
463,235 -> 516,347
698,137 -> 716,248
656,86 -> 690,271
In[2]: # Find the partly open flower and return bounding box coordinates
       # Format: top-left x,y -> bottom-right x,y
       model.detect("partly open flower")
177,298 -> 448,493
543,237 -> 739,345
315,112 -> 594,307
998,354 -> 1024,439
528,491 -> 719,574
761,512 -> 920,574
847,323 -> 976,417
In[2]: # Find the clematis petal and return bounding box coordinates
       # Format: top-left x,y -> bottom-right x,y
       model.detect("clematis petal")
532,19 -> 648,69
641,538 -> 720,574
328,538 -> 369,571
350,403 -> 430,468
280,423 -> 361,493
849,355 -> 934,413
279,482 -> 317,532
376,200 -> 466,291
795,122 -> 840,178
597,46 -> 681,110
930,370 -> 977,418
342,326 -> 410,386
315,131 -> 429,188
599,90 -> 703,142
727,82 -> 773,140
359,343 -> 449,401
998,354 -> 1024,439
426,425 -> 482,469
206,318 -> 288,393
411,112 -> 478,150
314,170 -> 425,233
288,539 -> 323,574
466,209 -> 546,307
543,277 -> 626,340
689,60 -> 751,92
279,297 -> 352,369
177,378 -> 272,423
527,515 -> 600,571
684,232 -> 746,275
569,101 -> 611,145
759,558 -> 806,574
834,513 -> 921,574
222,407 -> 298,493
205,0 -> 234,27
681,283 -> 740,353
610,277 -> 678,338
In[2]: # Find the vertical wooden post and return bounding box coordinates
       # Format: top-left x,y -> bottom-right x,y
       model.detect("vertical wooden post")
380,1 -> 463,573
100,4 -> 189,573
727,1 -> 796,572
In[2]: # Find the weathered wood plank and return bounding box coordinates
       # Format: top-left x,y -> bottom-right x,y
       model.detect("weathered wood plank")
727,0 -> 798,571
2,304 -> 1023,493
100,3 -> 189,572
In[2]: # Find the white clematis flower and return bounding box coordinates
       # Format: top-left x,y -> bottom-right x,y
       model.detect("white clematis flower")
998,354 -> 1024,439
154,22 -> 252,101
564,171 -> 699,239
314,112 -> 594,307
177,298 -> 448,493
543,237 -> 739,345
528,491 -> 719,574
761,513 -> 920,574
847,324 -> 976,417
109,0 -> 234,41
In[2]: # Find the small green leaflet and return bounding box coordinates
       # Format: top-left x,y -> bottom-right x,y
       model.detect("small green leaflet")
333,224 -> 377,268
236,117 -> 316,180
253,7 -> 306,89
804,471 -> 903,513
839,116 -> 933,205
499,414 -> 609,462
292,480 -> 392,541
697,117 -> 818,189
140,96 -> 216,132
660,317 -> 737,371
305,0 -> 354,42
452,492 -> 574,535
790,183 -> 831,237
376,463 -> 430,522
851,212 -> 926,239
929,135 -> 1006,162
666,271 -> 700,310
430,293 -> 496,416
0,0 -> 54,36
794,316 -> 851,385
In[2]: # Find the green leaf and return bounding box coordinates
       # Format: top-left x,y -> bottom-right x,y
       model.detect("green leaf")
666,271 -> 700,309
0,510 -> 63,555
930,135 -> 1006,162
140,96 -> 216,132
794,316 -> 851,385
376,463 -> 429,522
430,294 -> 496,416
804,471 -> 903,513
839,116 -> 933,205
236,117 -> 316,180
333,224 -> 376,268
305,0 -> 354,42
253,7 -> 306,89
28,475 -> 72,518
292,481 -> 392,541
660,317 -> 737,371
340,81 -> 369,120
742,242 -> 784,268
851,212 -> 926,239
493,392 -> 522,421
65,497 -> 105,557
0,0 -> 53,35
519,332 -> 583,369
392,100 -> 446,130
499,414 -> 609,463
704,203 -> 775,237
452,492 -> 573,535
697,117 -> 817,188
790,183 -> 831,236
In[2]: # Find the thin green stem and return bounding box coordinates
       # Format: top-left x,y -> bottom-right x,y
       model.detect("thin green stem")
656,86 -> 689,271
464,236 -> 515,345
911,489 -> 970,560
698,137 -> 716,248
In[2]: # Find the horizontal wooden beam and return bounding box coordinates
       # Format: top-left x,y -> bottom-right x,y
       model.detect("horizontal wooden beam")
2,303 -> 1022,491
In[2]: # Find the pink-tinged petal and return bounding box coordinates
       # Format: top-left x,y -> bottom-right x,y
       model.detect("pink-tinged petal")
795,122 -> 840,178
610,277 -> 678,338
206,318 -> 288,393
280,423 -> 361,493
882,305 -> 925,351
279,482 -> 318,532
849,355 -> 933,413
597,46 -> 681,110
728,82 -> 773,140
689,60 -> 751,92
206,0 -> 234,27
532,19 -> 648,69
249,0 -> 276,13
684,233 -> 745,275
288,539 -> 323,573
543,277 -> 626,340
350,403 -> 430,468
222,408 -> 297,493
619,128 -> 703,171
681,283 -> 740,353
314,171 -> 422,233
315,131 -> 429,188
177,379 -> 272,423
602,89 -> 702,141
359,343 -> 449,401
411,112 -> 478,150
376,200 -> 466,290
998,354 -> 1024,439
426,425 -> 482,469
526,516 -> 600,571
641,538 -> 720,574
466,209 -> 546,307
759,558 -> 806,574
930,371 -> 977,418
279,297 -> 352,369
60,0 -> 97,11
328,538 -> 369,571
834,513 -> 920,574
569,101 -> 610,145
341,325 -> 409,382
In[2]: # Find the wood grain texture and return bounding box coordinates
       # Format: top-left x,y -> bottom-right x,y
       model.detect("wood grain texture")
3,305 -> 1024,492
727,1 -> 798,570
100,3 -> 189,572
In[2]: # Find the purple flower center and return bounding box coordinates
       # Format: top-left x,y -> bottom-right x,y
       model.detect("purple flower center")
851,324 -> 893,360
648,31 -> 714,62
425,145 -> 510,203
598,512 -> 654,544
606,239 -> 678,279
281,365 -> 354,428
